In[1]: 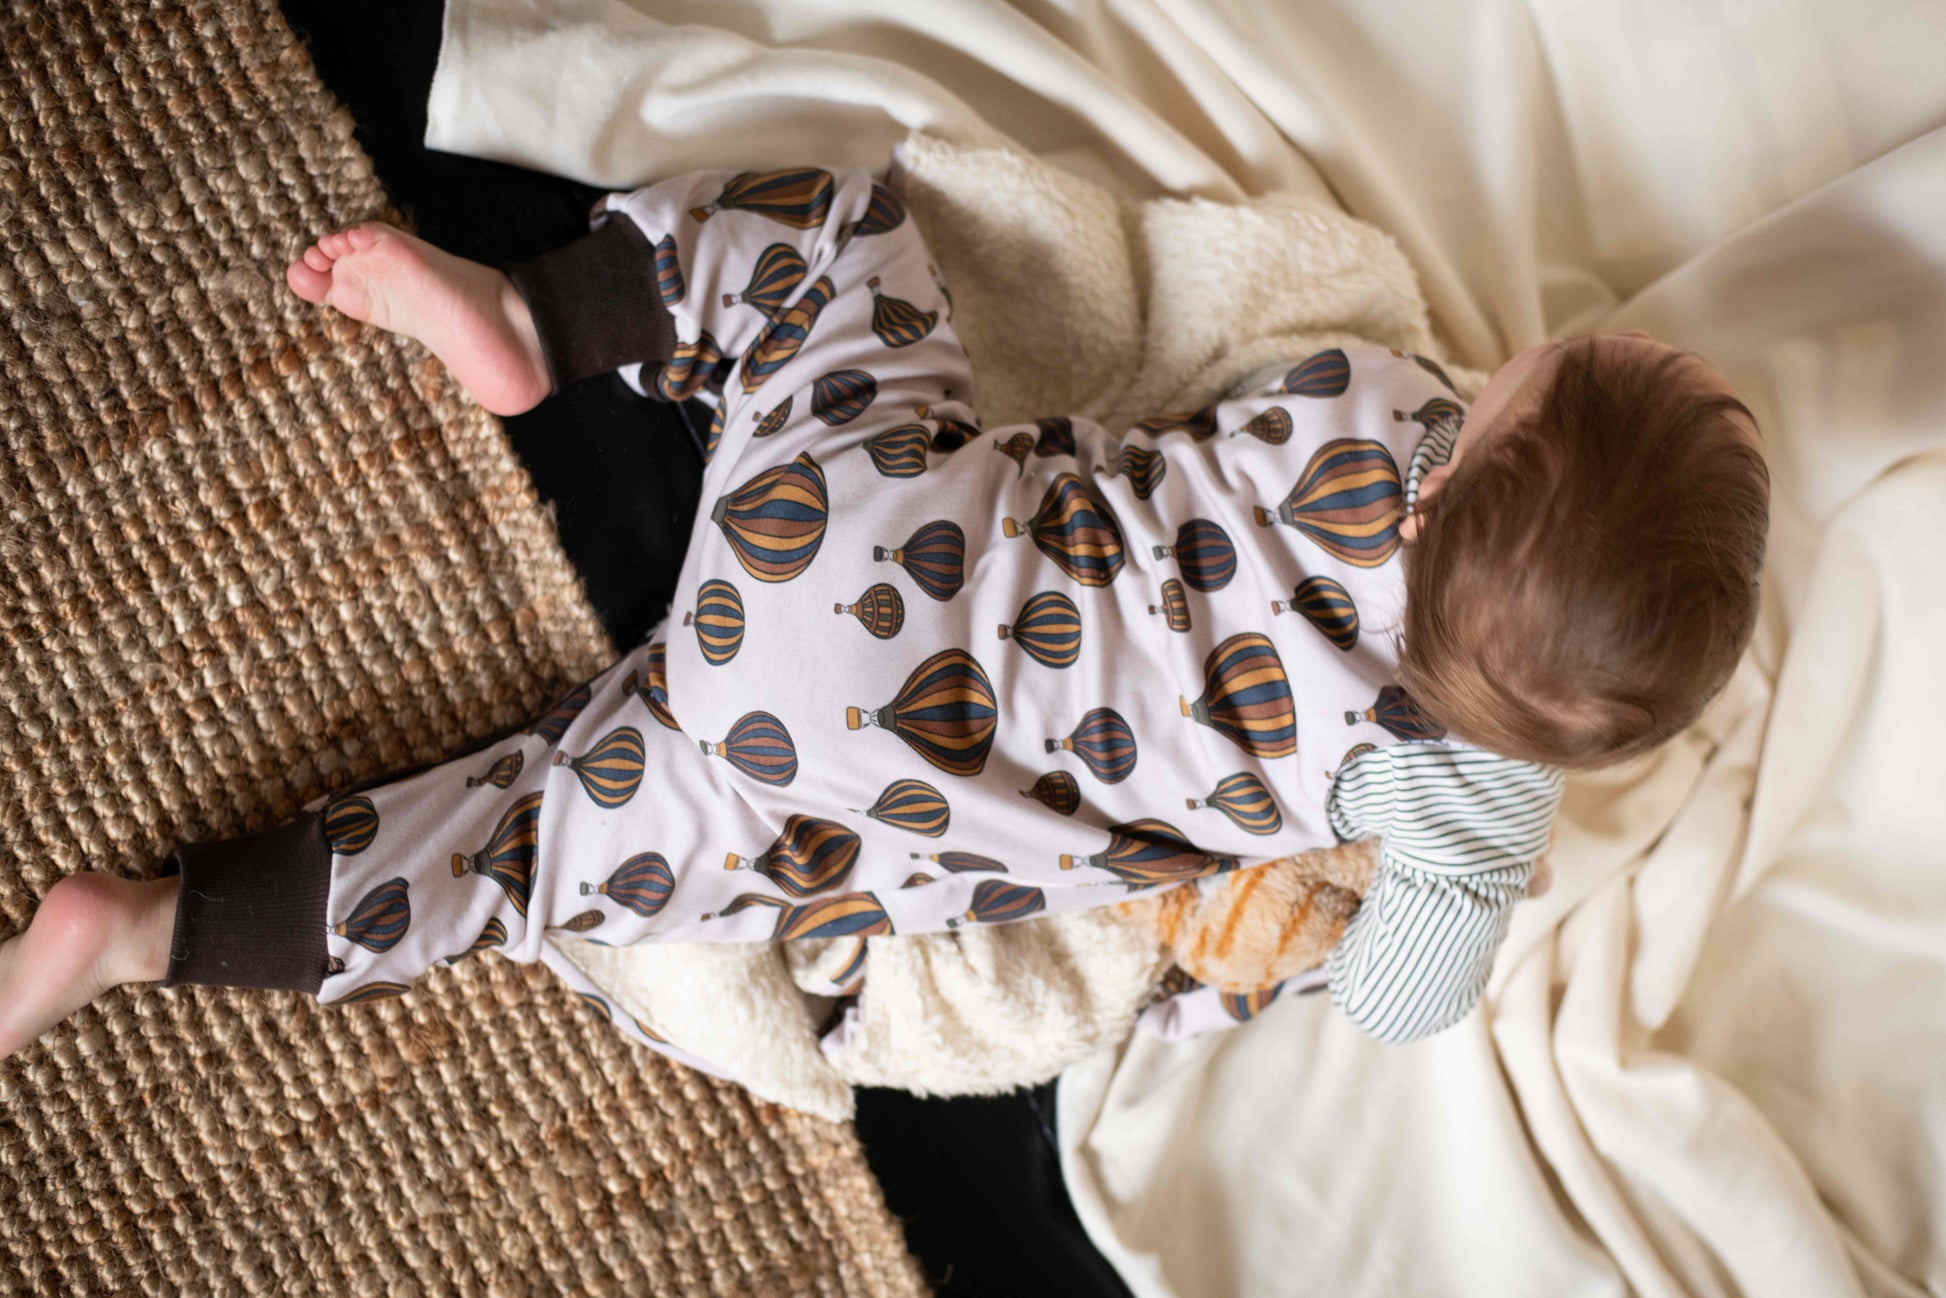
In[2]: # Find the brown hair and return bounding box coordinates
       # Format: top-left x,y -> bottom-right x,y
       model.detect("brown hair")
1395,335 -> 1770,770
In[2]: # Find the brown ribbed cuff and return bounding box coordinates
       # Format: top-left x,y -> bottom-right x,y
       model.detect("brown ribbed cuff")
503,215 -> 678,394
158,811 -> 333,994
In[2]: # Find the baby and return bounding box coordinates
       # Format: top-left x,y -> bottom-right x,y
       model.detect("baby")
0,161 -> 1769,1064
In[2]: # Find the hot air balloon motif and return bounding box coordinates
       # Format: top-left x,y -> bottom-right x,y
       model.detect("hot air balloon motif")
1220,982 -> 1287,1022
725,816 -> 862,899
331,877 -> 409,952
1001,473 -> 1126,587
924,413 -> 981,452
452,789 -> 544,918
551,726 -> 646,807
1019,771 -> 1081,816
700,711 -> 799,786
704,401 -> 726,463
929,261 -> 954,316
754,395 -> 792,438
742,275 -> 834,393
1391,347 -> 1460,394
866,275 -> 938,348
1345,684 -> 1447,741
689,167 -> 834,227
1187,772 -> 1284,836
1103,444 -> 1166,499
847,648 -> 998,778
873,520 -> 965,601
856,779 -> 950,838
580,851 -> 675,918
621,641 -> 679,730
1154,965 -> 1203,1000
840,182 -> 909,243
1394,396 -> 1466,432
703,891 -> 894,948
1273,348 -> 1350,398
335,981 -> 412,1004
712,451 -> 829,582
947,880 -> 1046,928
997,590 -> 1082,669
466,751 -> 524,790
1253,438 -> 1404,569
653,233 -> 685,306
1273,576 -> 1358,651
1149,578 -> 1191,633
835,582 -> 905,639
1034,417 -> 1075,457
524,682 -> 591,745
575,991 -> 612,1022
864,424 -> 930,478
554,910 -> 606,933
1181,633 -> 1296,759
654,329 -> 725,402
323,796 -> 378,855
721,242 -> 806,315
1334,742 -> 1378,777
993,430 -> 1034,474
630,1013 -> 669,1043
1133,406 -> 1219,439
1058,819 -> 1239,884
811,369 -> 878,425
1151,518 -> 1236,593
911,851 -> 1006,874
440,916 -> 508,965
325,955 -> 346,976
903,872 -> 934,889
1233,407 -> 1293,445
684,578 -> 746,665
1045,707 -> 1137,784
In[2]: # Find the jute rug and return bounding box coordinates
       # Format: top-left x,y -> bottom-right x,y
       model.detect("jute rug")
0,2 -> 927,1292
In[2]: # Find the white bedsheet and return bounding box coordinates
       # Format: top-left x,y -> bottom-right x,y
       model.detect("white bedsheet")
428,3 -> 1946,1293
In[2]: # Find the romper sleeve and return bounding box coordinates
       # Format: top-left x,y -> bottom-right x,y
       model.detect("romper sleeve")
1323,743 -> 1564,1044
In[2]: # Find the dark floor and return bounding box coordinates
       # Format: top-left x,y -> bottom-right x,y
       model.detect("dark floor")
275,3 -> 1134,1294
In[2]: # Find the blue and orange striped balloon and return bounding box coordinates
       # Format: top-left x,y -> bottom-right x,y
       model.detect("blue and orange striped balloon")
700,710 -> 799,786
754,395 -> 792,438
864,424 -> 930,478
441,916 -> 508,966
1154,966 -> 1203,1001
742,275 -> 834,393
903,872 -> 935,889
323,795 -> 378,855
998,590 -> 1082,669
704,401 -> 725,463
912,851 -> 1006,874
1391,348 -> 1460,394
1187,772 -> 1284,836
1335,742 -> 1378,775
1001,473 -> 1126,588
857,778 -> 950,838
685,578 -> 745,665
332,877 -> 409,952
1275,348 -> 1350,398
1149,578 -> 1191,633
1046,706 -> 1137,784
846,182 -> 908,240
466,751 -> 524,790
1273,576 -> 1358,651
1220,983 -> 1287,1022
1034,417 -> 1075,458
1019,770 -> 1081,816
835,582 -> 905,639
575,991 -> 612,1023
1395,396 -> 1466,432
866,275 -> 938,348
727,815 -> 862,899
874,520 -> 965,601
621,640 -> 679,730
711,451 -> 828,583
654,329 -> 725,402
812,368 -> 878,425
524,682 -> 590,745
653,232 -> 685,306
1181,633 -> 1295,759
1058,819 -> 1238,884
552,726 -> 646,807
555,909 -> 605,933
1254,438 -> 1404,568
1233,407 -> 1293,445
993,431 -> 1034,474
847,648 -> 998,778
1152,517 -> 1236,592
334,981 -> 412,1005
579,851 -> 674,918
721,242 -> 805,316
689,167 -> 834,227
1133,406 -> 1219,439
928,417 -> 981,452
706,891 -> 894,944
1107,444 -> 1166,499
948,880 -> 1047,928
1345,684 -> 1447,741
452,788 -> 544,918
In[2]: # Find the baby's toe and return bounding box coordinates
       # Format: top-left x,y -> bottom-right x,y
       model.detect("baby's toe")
286,258 -> 332,304
302,244 -> 333,273
320,230 -> 352,259
344,223 -> 384,253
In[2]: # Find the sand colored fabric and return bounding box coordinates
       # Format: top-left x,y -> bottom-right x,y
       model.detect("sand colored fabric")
0,4 -> 924,1293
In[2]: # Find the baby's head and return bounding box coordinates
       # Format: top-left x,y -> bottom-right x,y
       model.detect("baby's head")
1396,331 -> 1770,771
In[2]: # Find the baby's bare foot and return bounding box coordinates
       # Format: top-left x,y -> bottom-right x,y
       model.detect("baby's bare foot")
286,222 -> 550,417
0,871 -> 178,1061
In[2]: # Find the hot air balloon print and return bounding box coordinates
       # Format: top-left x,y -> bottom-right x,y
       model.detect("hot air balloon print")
325,955 -> 346,976
1253,438 -> 1404,569
1220,982 -> 1287,1022
903,873 -> 935,890
1345,684 -> 1447,741
947,880 -> 1046,928
551,726 -> 645,807
1273,348 -> 1350,398
840,182 -> 909,243
1155,965 -> 1203,1000
1019,770 -> 1081,815
580,851 -> 675,918
1034,417 -> 1075,457
847,648 -> 998,778
332,877 -> 409,952
725,816 -> 862,899
1045,707 -> 1137,784
525,682 -> 590,745
452,789 -> 544,918
1058,819 -> 1239,884
812,369 -> 877,425
712,451 -> 829,582
685,578 -> 746,665
1149,578 -> 1191,633
1334,742 -> 1378,776
689,167 -> 834,227
440,916 -> 508,965
323,795 -> 378,855
703,891 -> 894,947
721,242 -> 806,315
336,981 -> 412,1004
873,520 -> 965,601
993,430 -> 1034,474
923,412 -> 981,452
835,582 -> 905,639
653,232 -> 685,305
1272,576 -> 1359,651
699,711 -> 799,786
1394,396 -> 1466,432
466,751 -> 524,789
621,641 -> 679,730
997,590 -> 1082,668
864,424 -> 930,478
856,778 -> 950,837
575,991 -> 613,1022
742,275 -> 834,393
704,401 -> 725,463
1001,473 -> 1126,588
1187,772 -> 1284,836
1151,518 -> 1236,593
754,395 -> 792,438
554,910 -> 606,933
865,276 -> 938,348
1181,633 -> 1296,759
911,851 -> 1006,874
1103,444 -> 1165,500
1391,347 -> 1460,394
654,329 -> 725,402
1233,407 -> 1293,445
1133,406 -> 1219,439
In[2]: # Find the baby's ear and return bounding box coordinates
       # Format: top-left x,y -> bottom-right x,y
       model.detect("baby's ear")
1401,465 -> 1453,543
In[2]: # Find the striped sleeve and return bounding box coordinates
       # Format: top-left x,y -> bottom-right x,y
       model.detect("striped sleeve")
1324,744 -> 1565,1043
